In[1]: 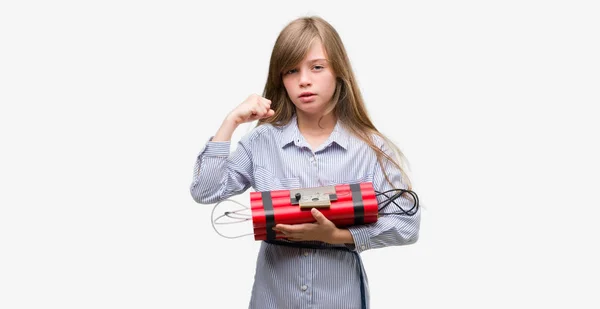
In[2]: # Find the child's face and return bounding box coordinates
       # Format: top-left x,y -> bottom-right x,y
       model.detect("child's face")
282,39 -> 337,117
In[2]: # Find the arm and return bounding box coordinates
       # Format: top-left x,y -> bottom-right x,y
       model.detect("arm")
346,143 -> 421,253
189,94 -> 274,204
189,132 -> 253,204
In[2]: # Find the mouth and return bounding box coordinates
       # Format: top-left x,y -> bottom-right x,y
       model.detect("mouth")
299,92 -> 316,98
298,93 -> 316,103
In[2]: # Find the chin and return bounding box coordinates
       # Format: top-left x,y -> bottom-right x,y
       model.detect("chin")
296,105 -> 322,114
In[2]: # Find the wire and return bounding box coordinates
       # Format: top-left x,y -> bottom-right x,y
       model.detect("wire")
211,199 -> 254,239
214,207 -> 252,222
375,188 -> 419,216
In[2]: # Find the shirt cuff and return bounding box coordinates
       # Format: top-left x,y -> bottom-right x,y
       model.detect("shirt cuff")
198,137 -> 231,157
347,225 -> 371,253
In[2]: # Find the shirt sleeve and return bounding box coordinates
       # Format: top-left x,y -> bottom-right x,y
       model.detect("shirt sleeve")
189,135 -> 254,204
347,142 -> 421,253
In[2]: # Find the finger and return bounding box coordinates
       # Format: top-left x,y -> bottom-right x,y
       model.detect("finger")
249,107 -> 266,120
274,224 -> 293,233
260,97 -> 272,106
311,208 -> 327,224
284,231 -> 304,239
257,101 -> 271,114
276,223 -> 311,234
258,107 -> 273,119
248,106 -> 258,116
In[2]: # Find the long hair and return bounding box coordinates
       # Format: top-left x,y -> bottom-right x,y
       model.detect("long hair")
258,16 -> 412,189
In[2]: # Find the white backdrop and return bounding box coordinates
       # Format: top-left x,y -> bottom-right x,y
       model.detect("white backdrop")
1,1 -> 599,308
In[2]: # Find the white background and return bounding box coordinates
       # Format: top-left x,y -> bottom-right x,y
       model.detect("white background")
1,1 -> 599,308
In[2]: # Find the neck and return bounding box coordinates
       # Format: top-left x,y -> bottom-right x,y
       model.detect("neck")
296,110 -> 337,137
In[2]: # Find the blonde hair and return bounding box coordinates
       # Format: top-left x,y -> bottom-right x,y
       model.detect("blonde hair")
258,16 -> 412,189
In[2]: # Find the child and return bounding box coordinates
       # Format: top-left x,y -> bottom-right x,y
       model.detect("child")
190,16 -> 420,309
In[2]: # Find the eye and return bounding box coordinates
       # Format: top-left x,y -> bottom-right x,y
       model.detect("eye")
284,68 -> 298,75
313,65 -> 324,70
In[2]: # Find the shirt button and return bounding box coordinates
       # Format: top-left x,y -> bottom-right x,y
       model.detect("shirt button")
360,244 -> 366,250
301,285 -> 308,291
304,251 -> 309,256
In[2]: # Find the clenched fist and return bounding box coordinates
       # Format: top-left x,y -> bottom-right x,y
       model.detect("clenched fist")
226,94 -> 275,125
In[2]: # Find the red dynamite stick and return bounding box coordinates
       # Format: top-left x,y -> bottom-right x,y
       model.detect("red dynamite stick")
252,215 -> 379,241
251,182 -> 379,241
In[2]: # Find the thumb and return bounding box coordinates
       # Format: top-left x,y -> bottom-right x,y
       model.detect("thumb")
311,208 -> 327,224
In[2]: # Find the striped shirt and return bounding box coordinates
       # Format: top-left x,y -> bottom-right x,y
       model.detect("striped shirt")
190,115 -> 420,309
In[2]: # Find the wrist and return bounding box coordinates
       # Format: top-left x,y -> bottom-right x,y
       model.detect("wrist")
212,116 -> 239,142
225,113 -> 242,126
330,228 -> 354,245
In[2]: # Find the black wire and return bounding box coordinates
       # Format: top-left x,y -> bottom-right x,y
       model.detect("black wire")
375,188 -> 419,216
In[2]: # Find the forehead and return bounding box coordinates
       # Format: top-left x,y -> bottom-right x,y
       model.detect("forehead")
302,39 -> 328,61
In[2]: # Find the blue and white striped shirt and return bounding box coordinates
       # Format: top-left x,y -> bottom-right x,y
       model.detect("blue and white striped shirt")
190,115 -> 420,309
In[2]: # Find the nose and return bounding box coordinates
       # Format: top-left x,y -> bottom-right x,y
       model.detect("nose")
299,69 -> 311,88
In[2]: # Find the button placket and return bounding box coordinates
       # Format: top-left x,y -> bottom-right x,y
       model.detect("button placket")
308,153 -> 316,164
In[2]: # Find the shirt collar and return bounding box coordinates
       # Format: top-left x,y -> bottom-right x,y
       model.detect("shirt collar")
279,114 -> 349,150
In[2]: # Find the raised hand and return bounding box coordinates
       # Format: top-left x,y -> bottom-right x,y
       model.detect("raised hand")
226,94 -> 275,125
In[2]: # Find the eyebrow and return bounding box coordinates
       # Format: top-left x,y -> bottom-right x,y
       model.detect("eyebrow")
306,58 -> 329,63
